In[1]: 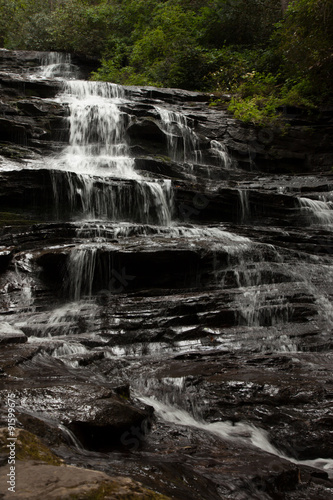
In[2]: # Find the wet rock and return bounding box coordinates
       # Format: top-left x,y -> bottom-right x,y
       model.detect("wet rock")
124,85 -> 211,103
14,414 -> 69,449
128,118 -> 164,142
0,246 -> 14,270
0,323 -> 27,344
9,385 -> 152,451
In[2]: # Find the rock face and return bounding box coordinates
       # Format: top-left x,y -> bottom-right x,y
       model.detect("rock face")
0,49 -> 333,500
0,429 -> 170,499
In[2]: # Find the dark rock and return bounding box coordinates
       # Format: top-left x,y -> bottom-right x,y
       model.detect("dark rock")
5,385 -> 152,451
0,246 -> 14,270
127,118 -> 167,144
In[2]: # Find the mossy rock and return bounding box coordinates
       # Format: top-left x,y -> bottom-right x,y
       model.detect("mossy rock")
0,428 -> 63,465
0,429 -> 171,499
68,480 -> 171,499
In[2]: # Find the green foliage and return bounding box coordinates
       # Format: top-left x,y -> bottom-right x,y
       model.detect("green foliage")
0,0 -> 51,48
227,71 -> 317,127
205,48 -> 265,91
0,0 -> 331,115
91,60 -> 157,87
46,1 -> 117,56
275,0 -> 333,99
228,95 -> 282,127
200,0 -> 282,47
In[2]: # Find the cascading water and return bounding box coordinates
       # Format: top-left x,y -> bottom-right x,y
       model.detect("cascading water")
37,52 -> 77,79
48,57 -> 174,225
210,139 -> 232,168
238,188 -> 250,222
137,393 -> 333,478
299,196 -> 333,226
156,106 -> 201,163
3,50 -> 333,495
56,80 -> 134,177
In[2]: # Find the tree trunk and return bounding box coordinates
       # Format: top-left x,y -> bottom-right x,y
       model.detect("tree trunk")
281,0 -> 291,13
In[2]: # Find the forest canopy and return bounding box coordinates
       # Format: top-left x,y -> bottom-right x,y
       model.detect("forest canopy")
1,0 -> 332,122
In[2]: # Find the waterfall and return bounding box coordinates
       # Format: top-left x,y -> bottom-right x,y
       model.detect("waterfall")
48,58 -> 173,224
58,424 -> 84,450
156,107 -> 201,163
210,140 -> 232,168
51,171 -> 173,224
57,80 -> 134,177
38,52 -> 77,79
236,287 -> 292,328
238,188 -> 250,222
299,196 -> 333,225
3,50 -> 333,494
67,245 -> 97,301
139,394 -> 282,455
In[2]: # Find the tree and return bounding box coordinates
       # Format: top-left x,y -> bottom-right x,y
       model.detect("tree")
276,0 -> 333,98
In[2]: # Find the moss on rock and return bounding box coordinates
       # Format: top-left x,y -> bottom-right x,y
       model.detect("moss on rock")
68,480 -> 171,499
0,428 -> 63,465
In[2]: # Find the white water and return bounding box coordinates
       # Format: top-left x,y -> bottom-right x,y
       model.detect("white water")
75,222 -> 251,242
236,286 -> 292,327
55,80 -> 135,178
140,394 -> 283,455
34,54 -> 174,225
38,52 -> 77,80
299,196 -> 333,225
24,302 -> 98,338
11,53 -> 333,479
67,245 -> 98,300
156,107 -> 201,163
238,189 -> 250,222
210,140 -> 232,169
139,395 -> 333,478
58,424 -> 84,450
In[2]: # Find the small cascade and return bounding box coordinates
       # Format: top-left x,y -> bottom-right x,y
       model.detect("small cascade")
210,140 -> 232,168
38,52 -> 77,79
74,222 -> 250,244
52,342 -> 89,358
138,395 -> 333,477
12,254 -> 36,312
156,107 -> 201,163
299,196 -> 333,225
51,171 -> 173,224
139,394 -> 281,455
58,424 -> 84,450
236,287 -> 292,327
135,377 -> 202,421
320,191 -> 333,202
25,302 -> 99,338
67,245 -> 98,301
238,188 -> 250,222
